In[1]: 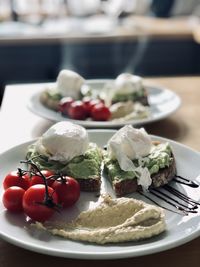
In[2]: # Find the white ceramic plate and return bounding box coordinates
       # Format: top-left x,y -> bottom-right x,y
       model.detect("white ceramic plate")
27,80 -> 181,128
0,130 -> 200,260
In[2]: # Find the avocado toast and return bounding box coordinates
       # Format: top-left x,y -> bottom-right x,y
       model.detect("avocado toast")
103,125 -> 176,196
26,122 -> 103,192
108,73 -> 149,106
111,86 -> 149,106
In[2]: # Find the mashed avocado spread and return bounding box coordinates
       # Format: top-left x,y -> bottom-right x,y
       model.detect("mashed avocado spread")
46,89 -> 62,101
103,143 -> 173,182
26,143 -> 102,180
112,87 -> 146,103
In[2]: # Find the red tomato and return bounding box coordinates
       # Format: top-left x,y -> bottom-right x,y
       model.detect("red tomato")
3,186 -> 25,212
82,98 -> 103,116
29,175 -> 43,186
90,99 -> 104,105
52,176 -> 80,208
91,103 -> 111,121
30,170 -> 55,187
68,100 -> 87,120
82,97 -> 93,117
22,185 -> 58,222
58,97 -> 74,115
3,170 -> 30,190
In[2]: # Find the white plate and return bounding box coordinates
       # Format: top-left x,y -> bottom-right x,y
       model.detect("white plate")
0,130 -> 200,259
27,80 -> 181,128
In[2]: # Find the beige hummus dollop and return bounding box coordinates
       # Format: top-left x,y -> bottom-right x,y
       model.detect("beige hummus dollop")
34,195 -> 166,244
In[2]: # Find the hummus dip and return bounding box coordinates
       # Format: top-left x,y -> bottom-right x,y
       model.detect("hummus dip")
34,195 -> 166,244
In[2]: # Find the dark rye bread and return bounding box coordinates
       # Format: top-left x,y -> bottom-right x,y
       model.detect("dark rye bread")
134,88 -> 149,106
77,177 -> 101,192
105,153 -> 176,197
136,94 -> 149,106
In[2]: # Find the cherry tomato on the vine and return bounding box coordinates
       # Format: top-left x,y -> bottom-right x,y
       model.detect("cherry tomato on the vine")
82,97 -> 93,117
52,176 -> 80,208
82,98 -> 104,116
91,103 -> 111,121
3,170 -> 30,190
29,170 -> 55,187
3,186 -> 25,212
22,184 -> 58,222
58,97 -> 74,115
68,100 -> 88,120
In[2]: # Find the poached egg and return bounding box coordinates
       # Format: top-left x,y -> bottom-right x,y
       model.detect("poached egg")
35,121 -> 89,162
114,73 -> 143,95
56,69 -> 85,99
107,125 -> 152,189
101,73 -> 144,106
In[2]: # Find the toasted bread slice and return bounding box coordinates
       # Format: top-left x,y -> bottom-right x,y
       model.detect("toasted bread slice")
103,142 -> 176,196
26,143 -> 103,192
110,155 -> 176,196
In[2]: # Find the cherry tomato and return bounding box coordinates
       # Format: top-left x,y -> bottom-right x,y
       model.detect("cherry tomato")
90,99 -> 104,105
82,97 -> 93,117
29,170 -> 55,187
22,185 -> 58,222
68,100 -> 87,120
82,98 -> 104,117
58,97 -> 74,115
52,176 -> 80,208
3,170 -> 30,190
91,103 -> 111,121
3,186 -> 25,212
88,99 -> 103,111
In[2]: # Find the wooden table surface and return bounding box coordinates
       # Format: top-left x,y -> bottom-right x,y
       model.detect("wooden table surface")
0,76 -> 200,267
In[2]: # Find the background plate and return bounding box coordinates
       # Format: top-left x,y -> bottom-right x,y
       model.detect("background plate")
27,80 -> 181,128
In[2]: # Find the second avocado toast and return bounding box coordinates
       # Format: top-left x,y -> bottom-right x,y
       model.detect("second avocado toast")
103,125 -> 176,196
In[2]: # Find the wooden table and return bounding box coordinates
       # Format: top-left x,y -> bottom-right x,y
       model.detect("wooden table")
0,76 -> 200,267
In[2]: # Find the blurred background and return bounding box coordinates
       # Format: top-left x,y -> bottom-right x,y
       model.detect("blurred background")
1,0 -> 200,105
